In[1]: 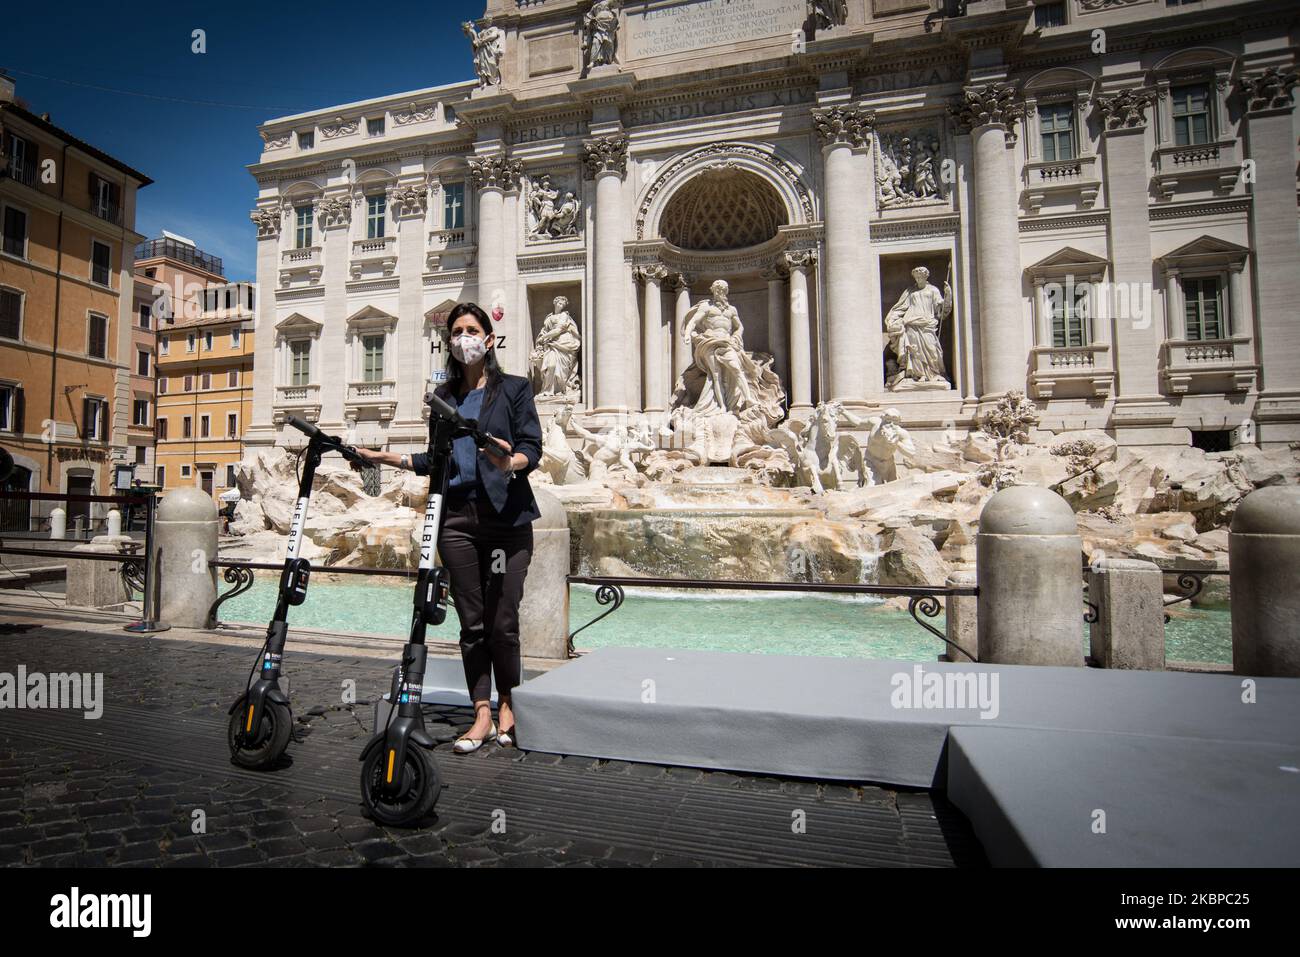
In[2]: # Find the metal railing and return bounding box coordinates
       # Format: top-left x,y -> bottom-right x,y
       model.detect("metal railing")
565,574 -> 977,662
134,237 -> 224,276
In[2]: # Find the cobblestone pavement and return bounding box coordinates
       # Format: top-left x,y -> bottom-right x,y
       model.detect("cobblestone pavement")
0,604 -> 987,868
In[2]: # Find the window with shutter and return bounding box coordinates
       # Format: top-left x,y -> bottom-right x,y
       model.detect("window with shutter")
2,205 -> 27,258
0,287 -> 21,339
157,418 -> 168,440
87,314 -> 108,358
91,241 -> 111,286
0,386 -> 12,431
1182,277 -> 1224,341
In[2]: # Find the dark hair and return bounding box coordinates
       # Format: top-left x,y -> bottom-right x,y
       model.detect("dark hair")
437,301 -> 504,410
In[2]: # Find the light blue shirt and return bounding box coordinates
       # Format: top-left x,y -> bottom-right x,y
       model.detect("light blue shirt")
447,386 -> 485,498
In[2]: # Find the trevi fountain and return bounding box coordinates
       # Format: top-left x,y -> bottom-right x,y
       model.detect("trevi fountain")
227,273 -> 1300,619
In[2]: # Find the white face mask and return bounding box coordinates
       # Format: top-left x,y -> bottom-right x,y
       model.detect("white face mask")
450,332 -> 488,365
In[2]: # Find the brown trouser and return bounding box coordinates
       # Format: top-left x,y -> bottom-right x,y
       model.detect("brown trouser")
438,496 -> 534,703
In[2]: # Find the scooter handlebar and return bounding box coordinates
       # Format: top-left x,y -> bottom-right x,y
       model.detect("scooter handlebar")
423,391 -> 512,454
286,416 -> 367,467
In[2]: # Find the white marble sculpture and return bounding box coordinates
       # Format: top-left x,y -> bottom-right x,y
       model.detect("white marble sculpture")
876,132 -> 944,206
568,414 -> 653,484
861,407 -> 916,484
810,0 -> 849,29
885,266 -> 953,390
582,0 -> 620,71
535,403 -> 588,486
463,19 -> 505,88
668,280 -> 786,463
528,175 -> 581,240
529,297 -> 582,398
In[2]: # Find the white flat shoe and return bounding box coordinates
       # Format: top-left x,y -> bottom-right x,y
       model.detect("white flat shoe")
497,725 -> 516,748
453,722 -> 497,754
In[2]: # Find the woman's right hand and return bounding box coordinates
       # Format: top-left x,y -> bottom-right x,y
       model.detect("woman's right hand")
350,448 -> 382,472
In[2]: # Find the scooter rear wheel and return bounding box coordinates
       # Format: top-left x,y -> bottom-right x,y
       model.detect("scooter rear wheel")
360,745 -> 442,826
227,694 -> 292,770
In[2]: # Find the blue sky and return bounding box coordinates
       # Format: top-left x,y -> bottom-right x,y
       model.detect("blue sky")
2,0 -> 486,279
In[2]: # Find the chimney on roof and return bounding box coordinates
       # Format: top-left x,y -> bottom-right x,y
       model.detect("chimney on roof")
0,70 -> 15,104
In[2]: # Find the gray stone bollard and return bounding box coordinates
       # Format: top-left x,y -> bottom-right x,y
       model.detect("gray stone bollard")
65,535 -> 132,608
944,570 -> 978,663
1230,485 -> 1300,677
976,485 -> 1084,666
519,486 -> 571,660
1088,557 -> 1165,670
156,488 -> 219,629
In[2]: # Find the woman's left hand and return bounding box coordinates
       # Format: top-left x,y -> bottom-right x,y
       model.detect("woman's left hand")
481,436 -> 515,473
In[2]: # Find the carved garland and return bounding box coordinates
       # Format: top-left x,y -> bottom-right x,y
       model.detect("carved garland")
636,143 -> 814,240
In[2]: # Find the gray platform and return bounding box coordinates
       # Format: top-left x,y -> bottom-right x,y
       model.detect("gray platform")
512,647 -> 1300,786
512,646 -> 1300,865
948,726 -> 1300,866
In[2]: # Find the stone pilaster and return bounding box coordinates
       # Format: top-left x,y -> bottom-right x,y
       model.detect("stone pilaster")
317,195 -> 351,429
952,82 -> 1025,399
1095,86 -> 1160,399
246,207 -> 282,445
583,134 -> 631,411
1239,67 -> 1300,421
670,272 -> 693,388
393,182 -> 428,431
812,104 -> 879,403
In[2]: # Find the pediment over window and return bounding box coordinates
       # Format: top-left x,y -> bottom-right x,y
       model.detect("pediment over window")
1026,247 -> 1110,279
424,299 -> 460,328
1157,235 -> 1250,269
275,312 -> 322,335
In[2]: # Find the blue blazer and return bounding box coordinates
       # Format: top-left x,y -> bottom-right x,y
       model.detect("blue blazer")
413,373 -> 544,526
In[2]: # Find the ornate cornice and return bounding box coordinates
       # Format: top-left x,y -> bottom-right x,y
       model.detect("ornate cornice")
811,105 -> 875,149
1095,87 -> 1155,131
869,214 -> 960,244
468,154 -> 523,192
951,83 -> 1024,143
250,207 -> 282,239
1239,67 -> 1298,114
582,134 -> 629,179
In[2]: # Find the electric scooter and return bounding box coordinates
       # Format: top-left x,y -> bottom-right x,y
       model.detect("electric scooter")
357,391 -> 511,825
227,415 -> 368,769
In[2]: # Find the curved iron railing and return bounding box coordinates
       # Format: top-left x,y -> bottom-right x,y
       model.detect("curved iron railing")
565,574 -> 978,662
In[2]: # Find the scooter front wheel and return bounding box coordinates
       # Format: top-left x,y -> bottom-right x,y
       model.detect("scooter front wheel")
360,745 -> 441,826
227,694 -> 292,770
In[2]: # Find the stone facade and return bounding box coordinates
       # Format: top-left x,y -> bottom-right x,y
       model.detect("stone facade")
244,0 -> 1300,453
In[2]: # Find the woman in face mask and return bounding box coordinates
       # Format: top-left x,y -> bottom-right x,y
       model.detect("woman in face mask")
353,302 -> 544,752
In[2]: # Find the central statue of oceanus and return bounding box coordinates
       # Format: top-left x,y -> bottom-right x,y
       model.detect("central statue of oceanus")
668,279 -> 786,463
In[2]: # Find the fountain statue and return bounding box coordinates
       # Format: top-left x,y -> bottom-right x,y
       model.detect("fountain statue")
529,296 -> 581,398
582,0 -> 620,71
568,414 -> 654,484
884,266 -> 953,391
463,19 -> 505,89
535,402 -> 588,486
668,279 -> 786,464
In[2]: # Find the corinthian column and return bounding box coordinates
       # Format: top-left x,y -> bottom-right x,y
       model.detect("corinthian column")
953,83 -> 1026,398
469,154 -> 520,319
583,135 -> 631,411
638,264 -> 669,413
812,105 -> 879,403
784,249 -> 816,412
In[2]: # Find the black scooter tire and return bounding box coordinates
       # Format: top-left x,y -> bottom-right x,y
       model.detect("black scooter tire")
360,745 -> 441,826
227,695 -> 292,770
